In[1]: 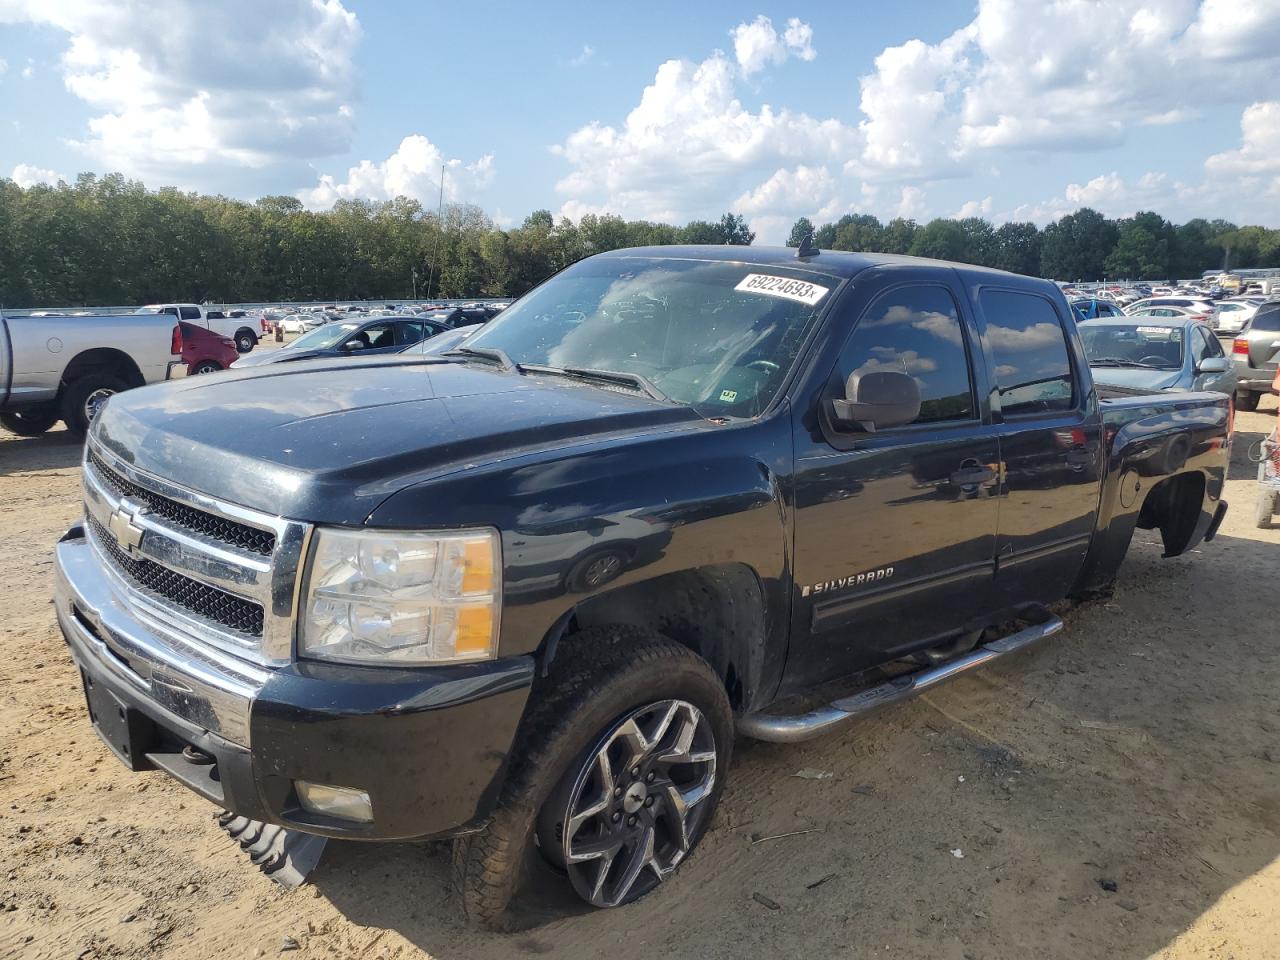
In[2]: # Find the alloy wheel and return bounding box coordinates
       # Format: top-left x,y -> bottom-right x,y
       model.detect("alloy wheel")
554,699 -> 717,908
84,387 -> 115,422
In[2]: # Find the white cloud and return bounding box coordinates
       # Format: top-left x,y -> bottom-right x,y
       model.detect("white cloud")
11,163 -> 64,187
0,0 -> 361,188
1003,170 -> 1181,223
731,15 -> 815,77
1005,97 -> 1280,225
552,49 -> 857,228
852,0 -> 1280,178
895,186 -> 928,219
300,135 -> 495,209
0,57 -> 8,75
953,196 -> 993,218
569,44 -> 595,67
1205,101 -> 1280,177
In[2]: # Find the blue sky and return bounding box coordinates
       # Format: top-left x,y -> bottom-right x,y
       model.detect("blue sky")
1,0 -> 1278,242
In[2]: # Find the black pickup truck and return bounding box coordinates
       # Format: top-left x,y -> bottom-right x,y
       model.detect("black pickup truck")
54,246 -> 1229,926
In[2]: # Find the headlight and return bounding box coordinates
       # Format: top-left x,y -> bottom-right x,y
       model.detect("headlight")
300,527 -> 500,665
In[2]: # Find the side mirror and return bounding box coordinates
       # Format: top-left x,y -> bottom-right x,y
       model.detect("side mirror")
832,369 -> 921,432
1197,357 -> 1228,374
343,340 -> 365,351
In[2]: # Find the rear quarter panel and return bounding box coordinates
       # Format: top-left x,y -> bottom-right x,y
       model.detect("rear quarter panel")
1073,390 -> 1229,593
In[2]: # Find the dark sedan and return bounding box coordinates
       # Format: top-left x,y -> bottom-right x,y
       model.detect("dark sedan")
230,316 -> 448,368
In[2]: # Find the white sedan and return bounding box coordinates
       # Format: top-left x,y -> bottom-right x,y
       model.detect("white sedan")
278,313 -> 325,334
1213,300 -> 1258,334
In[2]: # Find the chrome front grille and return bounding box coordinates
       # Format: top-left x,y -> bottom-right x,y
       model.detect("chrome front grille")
87,516 -> 265,637
88,451 -> 276,556
81,442 -> 309,666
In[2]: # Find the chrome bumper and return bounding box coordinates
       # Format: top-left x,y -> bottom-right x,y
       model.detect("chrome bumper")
54,527 -> 267,746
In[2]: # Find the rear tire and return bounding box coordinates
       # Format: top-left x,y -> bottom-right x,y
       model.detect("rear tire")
234,330 -> 256,353
0,407 -> 60,436
453,626 -> 732,930
1236,390 -> 1260,412
1257,489 -> 1277,529
60,374 -> 127,439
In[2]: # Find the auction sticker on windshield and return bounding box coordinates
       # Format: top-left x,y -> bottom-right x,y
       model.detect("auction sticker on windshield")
734,273 -> 830,306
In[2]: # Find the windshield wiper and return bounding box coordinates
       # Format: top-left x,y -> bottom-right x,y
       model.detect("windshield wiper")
1089,357 -> 1160,368
444,346 -> 519,371
522,364 -> 669,402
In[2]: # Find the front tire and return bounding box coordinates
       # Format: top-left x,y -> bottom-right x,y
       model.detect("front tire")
453,626 -> 732,930
0,407 -> 60,436
1236,390 -> 1260,412
60,374 -> 127,439
192,360 -> 222,374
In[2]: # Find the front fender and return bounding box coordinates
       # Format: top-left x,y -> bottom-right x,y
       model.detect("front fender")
366,414 -> 794,673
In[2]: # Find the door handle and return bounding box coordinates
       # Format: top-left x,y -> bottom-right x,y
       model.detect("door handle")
950,464 -> 995,486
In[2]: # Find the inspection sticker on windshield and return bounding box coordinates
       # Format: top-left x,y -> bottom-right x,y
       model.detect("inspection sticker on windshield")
735,273 -> 830,305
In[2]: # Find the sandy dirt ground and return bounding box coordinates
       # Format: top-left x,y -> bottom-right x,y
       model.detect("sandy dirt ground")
1,388 -> 1277,960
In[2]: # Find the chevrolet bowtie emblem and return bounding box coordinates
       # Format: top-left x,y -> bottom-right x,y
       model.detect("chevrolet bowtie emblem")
107,505 -> 146,556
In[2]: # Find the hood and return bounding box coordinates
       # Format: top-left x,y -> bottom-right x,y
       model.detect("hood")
92,356 -> 702,524
230,347 -> 330,368
1089,366 -> 1185,391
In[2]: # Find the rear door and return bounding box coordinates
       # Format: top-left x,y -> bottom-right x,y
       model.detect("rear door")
789,276 -> 1000,686
972,286 -> 1102,609
1245,307 -> 1280,380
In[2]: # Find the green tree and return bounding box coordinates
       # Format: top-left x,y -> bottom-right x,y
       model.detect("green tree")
1105,212 -> 1173,279
991,221 -> 1042,276
1039,208 -> 1118,281
909,219 -> 969,261
786,216 -> 814,247
718,212 -> 755,245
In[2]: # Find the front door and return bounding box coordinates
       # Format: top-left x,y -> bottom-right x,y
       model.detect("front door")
788,278 -> 1000,689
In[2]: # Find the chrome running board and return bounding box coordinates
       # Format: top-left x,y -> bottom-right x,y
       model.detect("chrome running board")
737,613 -> 1064,743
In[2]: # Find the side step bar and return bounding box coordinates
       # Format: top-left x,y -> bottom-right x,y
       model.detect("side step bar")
737,613 -> 1064,743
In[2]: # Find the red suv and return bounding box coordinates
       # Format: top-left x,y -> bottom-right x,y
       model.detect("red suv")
176,321 -> 240,375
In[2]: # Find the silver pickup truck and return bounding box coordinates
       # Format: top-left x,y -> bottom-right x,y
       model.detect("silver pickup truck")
0,310 -> 181,438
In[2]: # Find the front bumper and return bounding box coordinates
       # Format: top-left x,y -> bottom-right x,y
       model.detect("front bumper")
54,525 -> 534,841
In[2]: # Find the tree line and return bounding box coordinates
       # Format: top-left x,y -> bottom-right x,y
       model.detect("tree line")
788,209 -> 1280,282
1,172 -> 1277,309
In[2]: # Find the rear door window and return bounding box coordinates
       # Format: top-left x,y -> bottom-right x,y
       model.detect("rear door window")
1250,307 -> 1280,332
396,320 -> 426,345
979,289 -> 1076,416
179,306 -> 201,320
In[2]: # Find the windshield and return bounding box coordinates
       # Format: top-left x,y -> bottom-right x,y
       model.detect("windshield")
1080,324 -> 1184,370
289,322 -> 360,350
133,306 -> 166,315
464,256 -> 837,417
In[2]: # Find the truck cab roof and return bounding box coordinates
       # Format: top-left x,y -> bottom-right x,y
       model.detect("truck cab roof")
595,244 -> 1050,289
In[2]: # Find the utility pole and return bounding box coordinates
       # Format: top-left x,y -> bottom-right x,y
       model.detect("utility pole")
426,164 -> 445,300
411,267 -> 418,300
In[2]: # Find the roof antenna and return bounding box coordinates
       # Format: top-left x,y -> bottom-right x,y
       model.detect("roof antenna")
796,231 -> 819,259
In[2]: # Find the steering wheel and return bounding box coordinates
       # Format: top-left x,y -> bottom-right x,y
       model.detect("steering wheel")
745,360 -> 780,374
1138,355 -> 1166,366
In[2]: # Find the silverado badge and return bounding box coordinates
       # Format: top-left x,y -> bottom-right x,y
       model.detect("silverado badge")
802,566 -> 894,598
